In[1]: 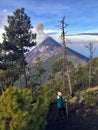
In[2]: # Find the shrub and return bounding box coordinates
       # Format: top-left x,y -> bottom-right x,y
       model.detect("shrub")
0,87 -> 33,130
84,90 -> 94,106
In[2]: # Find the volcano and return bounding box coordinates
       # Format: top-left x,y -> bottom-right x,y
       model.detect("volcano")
26,37 -> 89,66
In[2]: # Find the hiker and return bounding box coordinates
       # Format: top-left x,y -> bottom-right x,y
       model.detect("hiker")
56,91 -> 66,117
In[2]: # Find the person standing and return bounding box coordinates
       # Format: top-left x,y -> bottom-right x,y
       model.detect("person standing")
56,91 -> 66,117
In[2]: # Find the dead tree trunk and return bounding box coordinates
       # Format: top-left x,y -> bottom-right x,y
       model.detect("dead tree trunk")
61,17 -> 73,96
85,43 -> 94,88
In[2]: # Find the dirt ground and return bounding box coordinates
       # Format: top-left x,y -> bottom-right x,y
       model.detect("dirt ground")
45,102 -> 98,130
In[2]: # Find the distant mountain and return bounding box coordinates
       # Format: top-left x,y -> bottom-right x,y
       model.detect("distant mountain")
66,47 -> 89,64
26,37 -> 89,66
26,37 -> 62,65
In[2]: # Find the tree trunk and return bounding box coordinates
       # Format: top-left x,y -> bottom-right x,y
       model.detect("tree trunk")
61,17 -> 73,96
23,64 -> 28,88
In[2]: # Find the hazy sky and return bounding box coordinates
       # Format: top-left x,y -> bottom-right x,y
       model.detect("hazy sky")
0,0 -> 98,57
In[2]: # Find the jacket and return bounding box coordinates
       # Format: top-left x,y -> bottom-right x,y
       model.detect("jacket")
56,96 -> 64,108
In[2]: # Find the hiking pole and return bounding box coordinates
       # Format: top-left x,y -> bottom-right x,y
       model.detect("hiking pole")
65,101 -> 68,118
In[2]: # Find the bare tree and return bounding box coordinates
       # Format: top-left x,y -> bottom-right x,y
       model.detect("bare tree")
85,43 -> 95,87
60,17 -> 72,96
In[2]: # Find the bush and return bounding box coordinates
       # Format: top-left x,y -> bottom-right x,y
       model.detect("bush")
0,87 -> 33,130
84,90 -> 94,106
0,82 -> 67,130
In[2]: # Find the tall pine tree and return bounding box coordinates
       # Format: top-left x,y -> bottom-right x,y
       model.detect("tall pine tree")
2,8 -> 36,87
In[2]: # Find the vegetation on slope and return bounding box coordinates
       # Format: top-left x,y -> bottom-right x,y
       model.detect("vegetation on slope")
0,84 -> 57,130
0,87 -> 33,130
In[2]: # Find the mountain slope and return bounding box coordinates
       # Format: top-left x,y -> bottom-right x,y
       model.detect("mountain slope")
26,36 -> 89,66
26,37 -> 62,65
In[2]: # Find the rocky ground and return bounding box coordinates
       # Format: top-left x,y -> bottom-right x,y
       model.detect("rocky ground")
45,101 -> 98,130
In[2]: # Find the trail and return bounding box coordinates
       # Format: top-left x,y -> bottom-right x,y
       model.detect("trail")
45,102 -> 98,130
45,103 -> 80,130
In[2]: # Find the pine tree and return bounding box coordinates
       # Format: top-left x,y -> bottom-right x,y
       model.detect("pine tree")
0,87 -> 34,130
1,8 -> 36,87
33,56 -> 45,87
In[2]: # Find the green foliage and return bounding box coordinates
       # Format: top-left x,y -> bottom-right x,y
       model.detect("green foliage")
91,57 -> 98,85
73,64 -> 88,90
1,8 -> 36,88
31,83 -> 61,130
32,56 -> 46,87
0,85 -> 54,130
0,87 -> 33,130
0,84 -> 60,130
84,90 -> 94,106
32,96 -> 48,130
51,58 -> 63,73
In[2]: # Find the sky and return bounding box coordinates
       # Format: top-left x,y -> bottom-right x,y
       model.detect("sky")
0,0 -> 98,57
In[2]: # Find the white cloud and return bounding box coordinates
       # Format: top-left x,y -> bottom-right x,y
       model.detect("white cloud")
0,9 -> 9,28
0,9 -> 10,42
0,29 -> 5,42
44,29 -> 60,35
